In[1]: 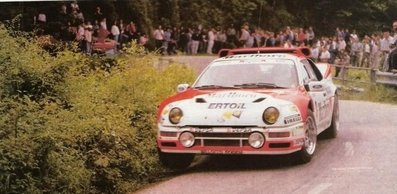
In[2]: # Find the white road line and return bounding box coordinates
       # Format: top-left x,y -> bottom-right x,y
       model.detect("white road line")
332,167 -> 373,171
307,183 -> 333,194
344,142 -> 354,156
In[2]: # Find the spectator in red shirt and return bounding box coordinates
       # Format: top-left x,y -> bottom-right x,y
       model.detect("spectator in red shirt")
297,28 -> 306,45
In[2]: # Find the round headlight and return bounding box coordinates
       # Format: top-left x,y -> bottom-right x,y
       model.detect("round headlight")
179,132 -> 195,148
248,132 -> 265,149
263,107 -> 280,125
169,108 -> 183,124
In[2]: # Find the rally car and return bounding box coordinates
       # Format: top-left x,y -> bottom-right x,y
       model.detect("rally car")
156,47 -> 339,169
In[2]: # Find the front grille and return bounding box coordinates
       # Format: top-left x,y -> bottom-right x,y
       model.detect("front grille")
204,139 -> 241,147
193,132 -> 250,138
269,143 -> 290,148
193,132 -> 252,147
160,131 -> 178,137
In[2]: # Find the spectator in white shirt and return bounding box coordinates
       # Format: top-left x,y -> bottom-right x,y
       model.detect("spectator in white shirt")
153,25 -> 165,52
319,46 -> 331,63
207,28 -> 216,54
111,21 -> 120,43
310,45 -> 319,62
380,28 -> 394,71
337,37 -> 346,51
100,18 -> 107,30
239,25 -> 250,47
84,22 -> 93,54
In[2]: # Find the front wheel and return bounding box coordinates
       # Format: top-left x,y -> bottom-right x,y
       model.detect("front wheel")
158,150 -> 194,170
296,110 -> 317,164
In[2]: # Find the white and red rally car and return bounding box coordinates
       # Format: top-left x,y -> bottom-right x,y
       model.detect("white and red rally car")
156,47 -> 339,169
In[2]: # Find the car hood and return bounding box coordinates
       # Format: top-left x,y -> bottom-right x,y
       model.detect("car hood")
158,89 -> 305,127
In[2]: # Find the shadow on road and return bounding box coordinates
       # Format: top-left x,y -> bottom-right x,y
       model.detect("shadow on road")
185,135 -> 333,173
189,154 -> 298,173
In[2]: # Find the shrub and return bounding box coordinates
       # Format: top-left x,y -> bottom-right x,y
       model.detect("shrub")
0,23 -> 196,193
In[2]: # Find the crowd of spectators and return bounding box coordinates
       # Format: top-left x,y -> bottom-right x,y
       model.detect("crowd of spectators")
153,24 -> 397,72
33,1 -> 148,55
33,2 -> 397,72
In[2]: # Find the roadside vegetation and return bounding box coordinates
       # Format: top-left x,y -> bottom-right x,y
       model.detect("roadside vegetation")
332,68 -> 397,104
0,24 -> 195,193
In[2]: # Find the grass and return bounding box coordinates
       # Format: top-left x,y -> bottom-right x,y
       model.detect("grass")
331,67 -> 397,105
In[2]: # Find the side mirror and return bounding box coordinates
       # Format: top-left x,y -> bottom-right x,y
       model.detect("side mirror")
177,83 -> 189,93
218,49 -> 230,57
305,81 -> 325,92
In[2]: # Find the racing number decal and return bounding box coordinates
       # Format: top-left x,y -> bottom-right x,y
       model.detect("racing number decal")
318,99 -> 332,121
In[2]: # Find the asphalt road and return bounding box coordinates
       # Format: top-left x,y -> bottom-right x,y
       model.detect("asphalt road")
137,100 -> 397,194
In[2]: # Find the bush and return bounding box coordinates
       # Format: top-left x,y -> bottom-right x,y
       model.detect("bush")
0,24 -> 196,193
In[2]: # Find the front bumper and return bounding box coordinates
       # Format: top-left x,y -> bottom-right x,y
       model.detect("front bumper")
157,123 -> 305,155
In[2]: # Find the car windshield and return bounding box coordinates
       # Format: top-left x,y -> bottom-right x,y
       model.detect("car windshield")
194,60 -> 298,89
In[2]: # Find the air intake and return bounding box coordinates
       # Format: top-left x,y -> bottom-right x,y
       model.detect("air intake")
195,98 -> 207,103
253,97 -> 266,103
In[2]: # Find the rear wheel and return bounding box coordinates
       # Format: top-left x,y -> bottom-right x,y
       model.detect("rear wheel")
158,150 -> 194,170
323,95 -> 339,138
296,110 -> 317,164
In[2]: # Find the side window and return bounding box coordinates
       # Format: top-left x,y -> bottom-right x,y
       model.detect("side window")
301,59 -> 318,81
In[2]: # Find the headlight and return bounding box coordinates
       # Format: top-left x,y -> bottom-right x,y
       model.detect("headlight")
263,107 -> 280,125
179,132 -> 195,148
248,132 -> 265,148
169,107 -> 183,124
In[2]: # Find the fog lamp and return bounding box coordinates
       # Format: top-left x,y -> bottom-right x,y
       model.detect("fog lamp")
248,132 -> 265,149
179,132 -> 195,148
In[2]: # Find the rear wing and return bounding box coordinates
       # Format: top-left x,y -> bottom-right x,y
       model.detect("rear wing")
218,47 -> 311,58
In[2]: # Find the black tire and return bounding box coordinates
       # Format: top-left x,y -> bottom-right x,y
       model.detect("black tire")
296,110 -> 317,164
323,95 -> 339,138
158,150 -> 194,170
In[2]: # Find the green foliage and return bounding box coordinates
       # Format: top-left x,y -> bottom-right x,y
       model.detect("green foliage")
0,24 -> 196,193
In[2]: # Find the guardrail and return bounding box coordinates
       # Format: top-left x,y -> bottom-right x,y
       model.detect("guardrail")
331,64 -> 397,87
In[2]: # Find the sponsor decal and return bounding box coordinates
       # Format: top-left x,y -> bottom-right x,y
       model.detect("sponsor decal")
217,118 -> 226,123
190,127 -> 251,133
160,117 -> 165,124
232,110 -> 242,118
293,138 -> 305,146
207,92 -> 257,98
208,103 -> 246,109
201,150 -> 243,154
227,128 -> 252,133
190,128 -> 213,133
162,109 -> 169,116
289,106 -> 299,113
292,126 -> 304,136
284,114 -> 301,124
222,110 -> 243,120
319,99 -> 332,121
223,111 -> 233,119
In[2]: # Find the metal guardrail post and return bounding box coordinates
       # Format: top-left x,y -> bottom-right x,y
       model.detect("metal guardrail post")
341,65 -> 346,85
370,69 -> 377,83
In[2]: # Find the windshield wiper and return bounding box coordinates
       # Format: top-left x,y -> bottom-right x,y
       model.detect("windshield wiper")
234,82 -> 287,89
194,85 -> 239,89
